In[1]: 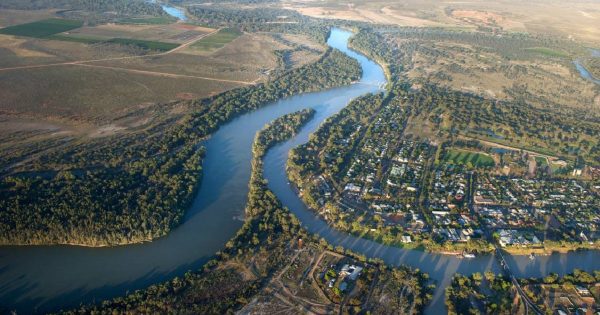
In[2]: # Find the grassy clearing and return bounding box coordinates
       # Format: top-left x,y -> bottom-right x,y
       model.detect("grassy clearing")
534,156 -> 548,167
191,28 -> 241,51
0,18 -> 82,38
525,47 -> 569,58
443,148 -> 495,168
107,38 -> 179,51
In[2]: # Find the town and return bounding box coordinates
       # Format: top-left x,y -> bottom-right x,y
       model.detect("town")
289,99 -> 600,255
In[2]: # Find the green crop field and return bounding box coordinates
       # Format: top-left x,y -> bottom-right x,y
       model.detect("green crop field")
0,18 -> 83,38
48,34 -> 106,44
107,38 -> 179,51
525,47 -> 569,58
191,28 -> 242,51
443,148 -> 495,168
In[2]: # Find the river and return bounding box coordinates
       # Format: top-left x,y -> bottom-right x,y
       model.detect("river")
574,49 -> 600,85
148,0 -> 188,21
1,28 -> 599,314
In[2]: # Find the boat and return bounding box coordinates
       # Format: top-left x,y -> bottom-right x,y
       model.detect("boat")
463,253 -> 476,259
529,253 -> 535,260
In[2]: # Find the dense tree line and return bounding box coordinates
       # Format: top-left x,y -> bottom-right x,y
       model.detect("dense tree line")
0,46 -> 361,246
188,6 -> 331,42
584,57 -> 600,79
446,272 -> 515,315
247,109 -> 315,218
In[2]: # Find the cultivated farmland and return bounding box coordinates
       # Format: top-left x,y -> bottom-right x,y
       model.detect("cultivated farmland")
0,18 -> 82,38
191,28 -> 242,52
106,38 -> 179,51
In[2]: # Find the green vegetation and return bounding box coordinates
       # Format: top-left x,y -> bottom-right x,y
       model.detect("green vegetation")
0,47 -> 361,246
446,272 -> 518,314
525,47 -> 569,58
534,156 -> 548,167
192,28 -> 242,51
62,110 -> 314,314
106,38 -> 179,51
0,0 -> 168,25
48,34 -> 105,44
443,148 -> 495,168
188,6 -> 331,42
408,84 -> 600,166
61,110 -> 431,315
583,57 -> 600,79
0,18 -> 82,38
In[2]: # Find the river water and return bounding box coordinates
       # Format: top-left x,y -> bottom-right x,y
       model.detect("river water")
0,28 -> 598,314
574,49 -> 600,85
148,0 -> 187,21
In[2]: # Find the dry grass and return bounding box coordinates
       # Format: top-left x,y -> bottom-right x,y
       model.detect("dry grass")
0,64 -> 239,121
66,23 -> 214,44
0,9 -> 56,28
404,40 -> 599,112
283,0 -> 600,45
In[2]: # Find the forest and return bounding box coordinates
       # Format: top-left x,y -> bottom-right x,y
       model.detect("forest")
0,47 -> 361,246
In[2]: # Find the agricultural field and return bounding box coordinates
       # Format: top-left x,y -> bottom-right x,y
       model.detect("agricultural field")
64,23 -> 213,44
0,18 -> 82,38
106,38 -> 178,51
443,148 -> 495,168
0,12 -> 327,163
190,28 -> 242,52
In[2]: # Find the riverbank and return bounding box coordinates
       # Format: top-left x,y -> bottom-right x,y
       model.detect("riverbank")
0,28 -> 371,314
63,109 -> 432,315
503,242 -> 600,256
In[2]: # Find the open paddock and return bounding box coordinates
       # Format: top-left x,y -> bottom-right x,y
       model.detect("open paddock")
443,148 -> 496,168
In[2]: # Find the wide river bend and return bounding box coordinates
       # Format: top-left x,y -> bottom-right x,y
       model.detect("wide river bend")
1,28 -> 599,314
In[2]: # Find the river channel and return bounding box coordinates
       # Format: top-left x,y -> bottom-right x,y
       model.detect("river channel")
1,28 -> 599,314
